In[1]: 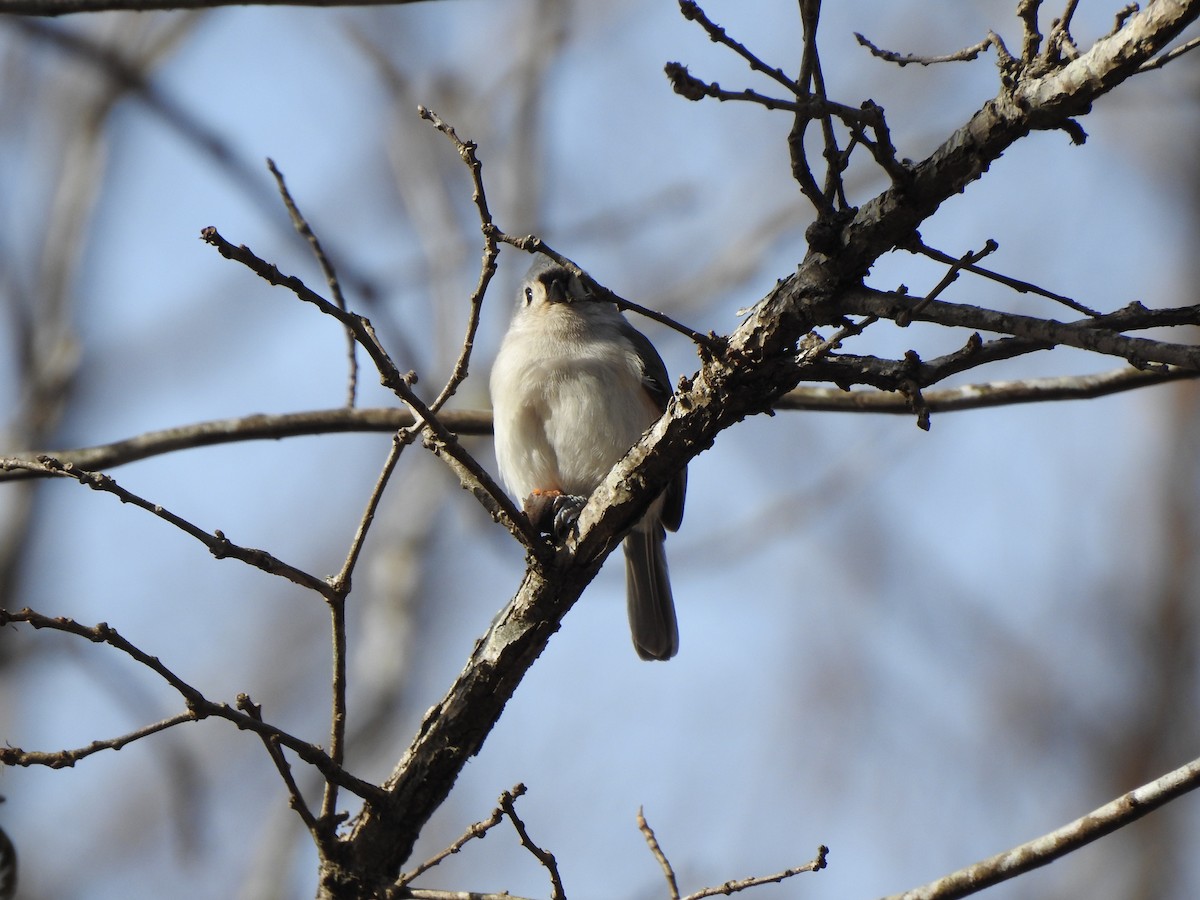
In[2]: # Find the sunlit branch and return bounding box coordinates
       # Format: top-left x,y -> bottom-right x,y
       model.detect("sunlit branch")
882,752 -> 1200,900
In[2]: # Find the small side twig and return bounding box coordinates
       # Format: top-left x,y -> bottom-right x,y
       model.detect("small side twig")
676,0 -> 802,95
1140,34 -> 1200,71
391,785 -> 520,893
639,805 -> 827,900
322,432 -> 412,826
855,31 -> 995,66
0,607 -> 386,804
267,158 -> 358,407
778,365 -> 1200,415
897,241 -> 1001,327
415,106 -> 501,414
682,845 -> 828,900
909,237 -> 1101,317
0,711 -> 194,768
0,456 -> 333,598
236,694 -> 321,838
199,226 -> 540,552
499,786 -> 566,900
638,807 -> 681,899
0,407 -> 493,483
499,233 -> 718,348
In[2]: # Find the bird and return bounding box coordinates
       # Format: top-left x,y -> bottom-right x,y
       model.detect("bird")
490,254 -> 686,660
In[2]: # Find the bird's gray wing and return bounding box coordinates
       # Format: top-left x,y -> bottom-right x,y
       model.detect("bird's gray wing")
620,319 -> 686,532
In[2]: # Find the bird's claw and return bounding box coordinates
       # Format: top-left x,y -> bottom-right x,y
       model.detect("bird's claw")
550,494 -> 586,540
522,490 -> 586,541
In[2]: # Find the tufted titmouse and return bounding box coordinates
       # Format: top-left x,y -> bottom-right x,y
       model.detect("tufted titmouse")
490,255 -> 686,661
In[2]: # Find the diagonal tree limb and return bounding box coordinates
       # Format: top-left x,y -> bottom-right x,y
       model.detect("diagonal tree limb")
880,752 -> 1200,900
330,4 -> 1200,893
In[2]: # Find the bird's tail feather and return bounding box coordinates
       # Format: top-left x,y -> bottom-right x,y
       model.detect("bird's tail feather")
624,526 -> 678,661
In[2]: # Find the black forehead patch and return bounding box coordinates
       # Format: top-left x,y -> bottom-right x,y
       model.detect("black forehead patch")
536,267 -> 570,287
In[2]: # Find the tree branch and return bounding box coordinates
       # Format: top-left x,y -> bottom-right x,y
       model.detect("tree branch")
0,456 -> 334,596
199,226 -> 541,552
0,608 -> 386,803
0,711 -> 195,768
827,290 -> 1200,370
0,0 -> 444,15
0,408 -> 491,482
882,752 -> 1200,900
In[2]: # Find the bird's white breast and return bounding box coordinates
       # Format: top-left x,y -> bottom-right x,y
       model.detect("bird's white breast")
490,305 -> 659,501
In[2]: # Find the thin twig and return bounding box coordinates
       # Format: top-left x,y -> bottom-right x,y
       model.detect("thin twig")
415,106 -> 501,415
830,289 -> 1200,371
1140,34 -> 1200,71
0,456 -> 333,597
791,0 -> 828,214
236,694 -> 321,837
499,787 -> 566,900
322,433 -> 410,825
682,845 -> 828,899
855,31 -> 995,66
778,365 -> 1200,414
199,226 -> 541,552
497,233 -> 718,347
0,0 -> 435,14
267,158 -> 359,407
0,711 -> 195,768
322,593 -> 349,828
898,241 -> 1000,326
882,753 -> 1200,900
0,407 -> 492,482
391,785 -> 520,892
0,607 -> 386,804
805,10 -> 849,211
3,364 -> 1194,489
662,63 -> 813,113
909,237 -> 1101,317
638,807 -> 681,900
676,0 -> 803,95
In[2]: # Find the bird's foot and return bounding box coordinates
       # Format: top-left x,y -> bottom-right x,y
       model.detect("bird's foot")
523,489 -> 587,541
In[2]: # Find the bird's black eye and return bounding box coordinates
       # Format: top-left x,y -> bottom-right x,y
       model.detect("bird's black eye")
524,286 -> 534,305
